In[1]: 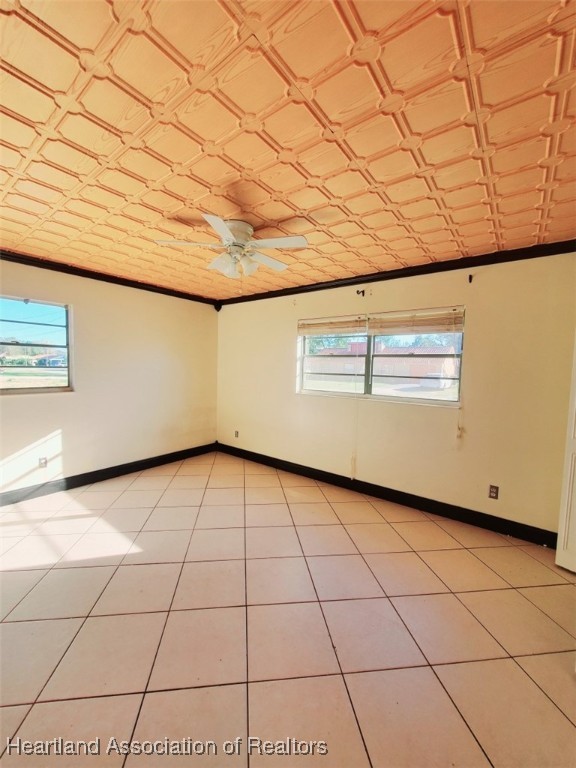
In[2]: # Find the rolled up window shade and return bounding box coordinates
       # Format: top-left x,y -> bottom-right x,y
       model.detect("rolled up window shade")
298,307 -> 464,337
297,315 -> 367,336
367,306 -> 464,335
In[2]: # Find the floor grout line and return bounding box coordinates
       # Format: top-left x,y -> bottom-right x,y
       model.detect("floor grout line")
288,502 -> 375,768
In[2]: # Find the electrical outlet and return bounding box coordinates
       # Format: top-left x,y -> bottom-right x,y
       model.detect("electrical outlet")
38,457 -> 48,468
489,484 -> 499,499
234,430 -> 239,438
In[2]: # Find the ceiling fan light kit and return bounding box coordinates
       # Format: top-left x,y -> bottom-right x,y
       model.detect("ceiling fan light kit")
156,214 -> 307,279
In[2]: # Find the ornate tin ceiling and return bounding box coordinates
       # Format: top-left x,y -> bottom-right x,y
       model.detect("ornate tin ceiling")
1,0 -> 575,301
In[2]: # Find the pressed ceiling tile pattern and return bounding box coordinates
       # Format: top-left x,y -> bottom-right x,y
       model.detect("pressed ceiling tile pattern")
0,0 -> 574,300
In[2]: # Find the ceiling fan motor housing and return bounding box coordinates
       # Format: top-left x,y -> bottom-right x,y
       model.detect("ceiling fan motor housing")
228,244 -> 246,259
225,220 -> 254,245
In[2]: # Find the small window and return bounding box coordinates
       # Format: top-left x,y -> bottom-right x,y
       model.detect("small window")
0,296 -> 71,393
298,306 -> 464,403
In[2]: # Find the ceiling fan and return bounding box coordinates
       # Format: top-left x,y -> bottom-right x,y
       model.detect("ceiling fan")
156,213 -> 307,278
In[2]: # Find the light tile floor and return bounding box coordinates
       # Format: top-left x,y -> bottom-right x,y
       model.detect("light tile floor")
1,451 -> 575,767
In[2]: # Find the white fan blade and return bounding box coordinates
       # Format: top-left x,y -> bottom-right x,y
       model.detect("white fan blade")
249,235 -> 307,250
250,251 -> 288,271
156,240 -> 223,249
202,213 -> 235,243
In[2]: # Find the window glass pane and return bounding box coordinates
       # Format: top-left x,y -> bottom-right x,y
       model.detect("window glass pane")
0,320 -> 67,346
372,355 -> 461,380
0,362 -> 69,390
373,332 -> 462,354
302,334 -> 366,394
302,373 -> 365,394
304,357 -> 365,375
0,297 -> 66,326
372,332 -> 462,401
372,376 -> 459,401
305,335 -> 366,355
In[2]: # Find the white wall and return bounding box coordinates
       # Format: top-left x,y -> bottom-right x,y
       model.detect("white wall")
3,253 -> 574,533
217,253 -> 576,532
0,260 -> 217,492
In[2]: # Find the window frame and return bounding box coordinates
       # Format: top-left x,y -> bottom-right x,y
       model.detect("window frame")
0,295 -> 72,395
297,306 -> 464,405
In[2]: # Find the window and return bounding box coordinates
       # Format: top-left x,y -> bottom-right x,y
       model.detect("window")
298,306 -> 464,403
0,296 -> 71,392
